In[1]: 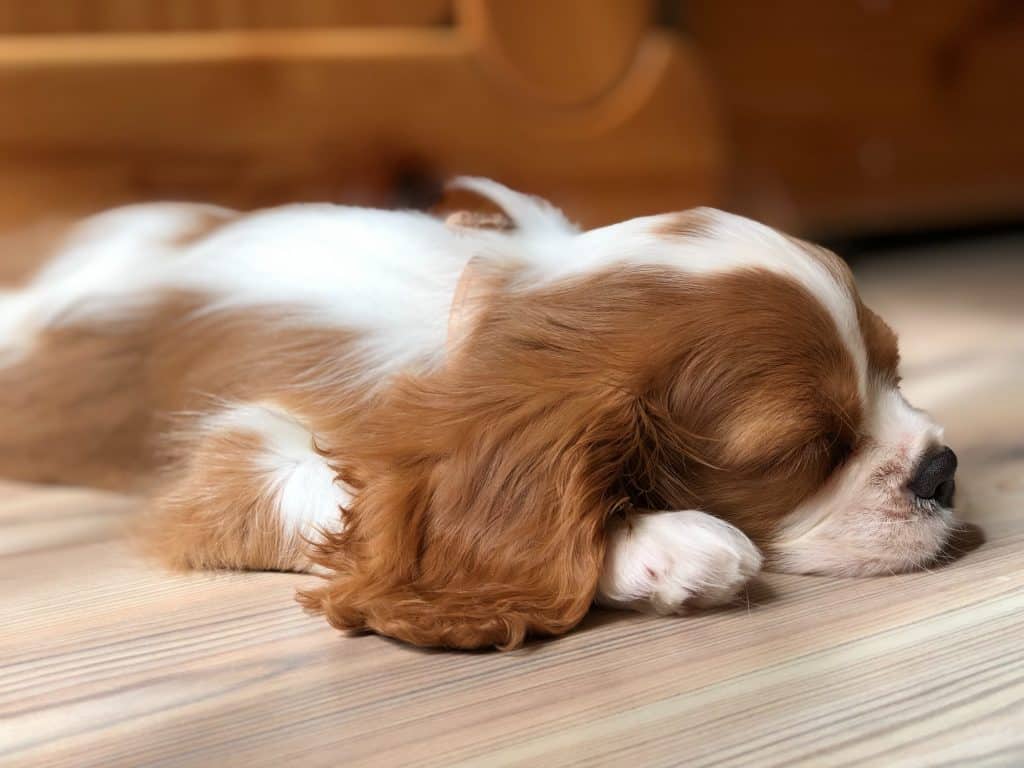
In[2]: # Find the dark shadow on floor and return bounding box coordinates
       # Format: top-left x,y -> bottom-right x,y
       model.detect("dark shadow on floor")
938,521 -> 987,565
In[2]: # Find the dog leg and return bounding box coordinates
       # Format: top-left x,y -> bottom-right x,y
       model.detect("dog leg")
596,510 -> 762,614
145,402 -> 347,573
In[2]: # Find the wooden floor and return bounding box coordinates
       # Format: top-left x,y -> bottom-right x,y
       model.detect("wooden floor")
2,238 -> 1022,767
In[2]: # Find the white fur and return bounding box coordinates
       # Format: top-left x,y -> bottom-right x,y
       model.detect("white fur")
24,204 -> 233,324
0,291 -> 36,365
770,383 -> 952,576
557,211 -> 869,400
3,180 -> 864,392
3,203 -> 475,380
866,383 -> 945,459
203,403 -> 347,544
597,510 -> 762,614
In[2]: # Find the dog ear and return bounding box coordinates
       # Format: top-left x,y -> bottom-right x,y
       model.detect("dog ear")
298,353 -> 642,649
446,256 -> 504,358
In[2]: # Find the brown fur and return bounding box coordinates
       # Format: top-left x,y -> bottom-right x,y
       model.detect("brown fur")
858,304 -> 900,381
299,266 -> 861,647
653,209 -> 718,241
0,294 -> 360,489
784,233 -> 901,380
0,311 -> 169,489
144,426 -> 312,573
657,212 -> 898,384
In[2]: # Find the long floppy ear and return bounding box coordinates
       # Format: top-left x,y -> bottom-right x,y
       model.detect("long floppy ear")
298,347 -> 642,650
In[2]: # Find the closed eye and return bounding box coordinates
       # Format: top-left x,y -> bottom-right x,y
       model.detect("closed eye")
825,433 -> 857,474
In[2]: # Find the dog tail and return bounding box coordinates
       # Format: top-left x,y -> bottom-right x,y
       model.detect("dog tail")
447,177 -> 578,236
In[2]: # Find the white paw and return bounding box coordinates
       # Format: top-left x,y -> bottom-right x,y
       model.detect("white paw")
597,510 -> 762,615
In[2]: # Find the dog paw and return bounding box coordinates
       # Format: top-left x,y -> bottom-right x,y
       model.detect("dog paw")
597,510 -> 762,615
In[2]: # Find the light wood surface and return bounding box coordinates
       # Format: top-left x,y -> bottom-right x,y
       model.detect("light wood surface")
2,240 -> 1023,766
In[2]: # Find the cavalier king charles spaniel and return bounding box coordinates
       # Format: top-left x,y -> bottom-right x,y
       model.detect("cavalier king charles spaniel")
0,179 -> 958,649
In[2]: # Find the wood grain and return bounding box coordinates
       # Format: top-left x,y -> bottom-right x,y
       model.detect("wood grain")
0,6 -> 722,231
457,0 -> 654,105
0,1 -> 453,35
685,0 -> 1024,234
1,240 -> 1023,766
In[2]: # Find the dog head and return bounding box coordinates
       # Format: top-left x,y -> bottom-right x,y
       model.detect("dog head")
446,181 -> 958,577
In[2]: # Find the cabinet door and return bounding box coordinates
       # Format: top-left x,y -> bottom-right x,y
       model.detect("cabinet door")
687,0 -> 1024,234
0,1 -> 723,229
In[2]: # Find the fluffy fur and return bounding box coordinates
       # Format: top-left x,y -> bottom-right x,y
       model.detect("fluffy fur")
0,179 -> 958,649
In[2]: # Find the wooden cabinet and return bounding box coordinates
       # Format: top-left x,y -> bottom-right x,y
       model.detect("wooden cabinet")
0,1 -> 721,230
0,1 -> 1020,235
0,1 -> 454,33
686,0 -> 1024,234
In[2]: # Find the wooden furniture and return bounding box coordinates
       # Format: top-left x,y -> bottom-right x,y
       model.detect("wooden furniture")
1,1 -> 1022,234
685,0 -> 1024,235
0,0 -> 722,231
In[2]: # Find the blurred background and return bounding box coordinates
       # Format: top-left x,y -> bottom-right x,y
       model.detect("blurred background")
1,0 -> 1022,247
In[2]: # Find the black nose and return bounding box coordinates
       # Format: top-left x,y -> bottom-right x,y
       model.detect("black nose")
908,446 -> 958,507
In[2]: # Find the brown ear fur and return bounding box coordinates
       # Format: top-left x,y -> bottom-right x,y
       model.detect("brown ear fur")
297,270 -> 665,649
298,366 -> 641,650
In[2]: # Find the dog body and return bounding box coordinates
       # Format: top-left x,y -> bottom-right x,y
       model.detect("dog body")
0,180 -> 957,648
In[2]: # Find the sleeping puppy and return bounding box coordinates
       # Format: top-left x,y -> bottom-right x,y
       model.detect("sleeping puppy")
0,179 -> 958,649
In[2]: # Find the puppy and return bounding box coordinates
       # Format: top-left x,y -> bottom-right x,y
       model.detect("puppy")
0,179 -> 958,649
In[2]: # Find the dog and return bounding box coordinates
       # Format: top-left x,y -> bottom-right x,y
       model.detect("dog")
0,179 -> 958,649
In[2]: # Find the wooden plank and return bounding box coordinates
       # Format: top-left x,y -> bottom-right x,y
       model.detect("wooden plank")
0,0 -> 453,34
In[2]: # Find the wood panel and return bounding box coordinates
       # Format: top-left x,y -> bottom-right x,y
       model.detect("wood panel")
685,0 -> 1024,234
0,23 -> 722,230
0,0 -> 453,34
458,0 -> 655,105
1,240 -> 1022,766
1,1 -> 1021,238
